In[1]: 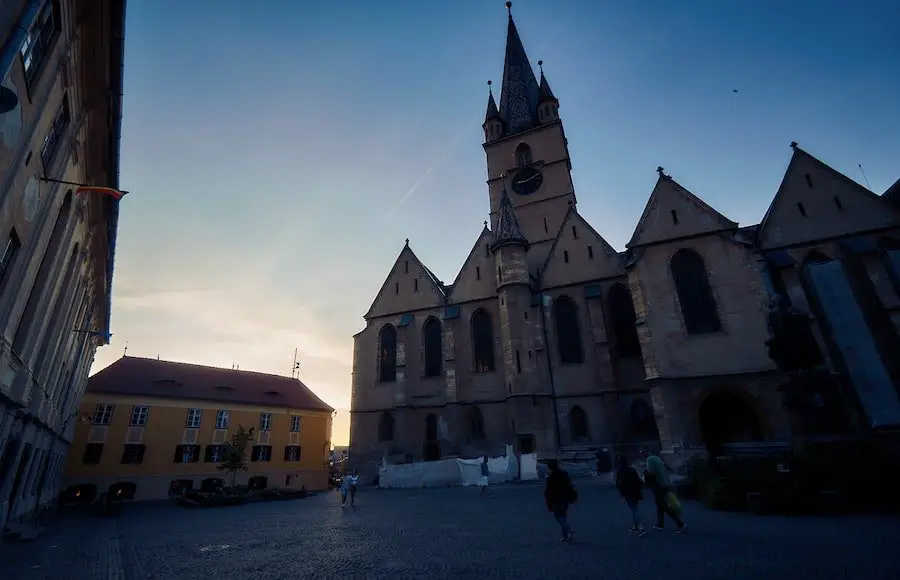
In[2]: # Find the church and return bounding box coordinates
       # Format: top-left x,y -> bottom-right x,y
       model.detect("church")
349,4 -> 900,473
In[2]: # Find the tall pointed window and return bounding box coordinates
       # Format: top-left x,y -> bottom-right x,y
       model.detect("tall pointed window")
553,295 -> 584,364
378,324 -> 397,383
469,406 -> 485,441
423,317 -> 443,377
608,283 -> 642,358
378,411 -> 394,442
670,249 -> 721,335
471,309 -> 495,372
514,143 -> 532,167
570,405 -> 589,441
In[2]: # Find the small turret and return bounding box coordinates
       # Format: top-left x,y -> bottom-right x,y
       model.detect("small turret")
483,80 -> 504,143
537,60 -> 559,123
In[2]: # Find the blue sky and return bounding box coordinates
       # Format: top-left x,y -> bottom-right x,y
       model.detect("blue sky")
92,0 -> 900,444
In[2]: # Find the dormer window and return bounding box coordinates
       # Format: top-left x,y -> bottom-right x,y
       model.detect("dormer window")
515,143 -> 532,167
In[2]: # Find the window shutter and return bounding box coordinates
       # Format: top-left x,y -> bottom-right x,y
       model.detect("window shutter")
120,448 -> 129,464
204,446 -> 214,462
192,445 -> 201,462
173,445 -> 183,463
137,445 -> 146,463
283,446 -> 290,461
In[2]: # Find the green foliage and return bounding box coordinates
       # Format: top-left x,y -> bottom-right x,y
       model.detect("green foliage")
217,425 -> 255,486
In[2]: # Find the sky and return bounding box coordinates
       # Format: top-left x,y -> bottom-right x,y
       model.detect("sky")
91,0 -> 900,446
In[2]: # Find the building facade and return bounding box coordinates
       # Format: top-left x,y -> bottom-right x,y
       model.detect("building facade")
0,0 -> 125,523
349,5 -> 900,473
63,356 -> 334,501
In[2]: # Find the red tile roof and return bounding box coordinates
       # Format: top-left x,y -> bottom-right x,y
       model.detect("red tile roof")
87,356 -> 333,412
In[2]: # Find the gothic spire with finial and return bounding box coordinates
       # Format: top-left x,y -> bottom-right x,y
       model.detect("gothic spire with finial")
491,175 -> 529,252
484,80 -> 501,124
498,1 -> 541,135
537,59 -> 557,104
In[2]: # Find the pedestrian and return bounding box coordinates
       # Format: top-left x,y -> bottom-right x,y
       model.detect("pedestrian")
614,456 -> 646,537
339,472 -> 351,508
348,469 -> 360,506
640,448 -> 686,533
479,456 -> 492,497
544,459 -> 577,542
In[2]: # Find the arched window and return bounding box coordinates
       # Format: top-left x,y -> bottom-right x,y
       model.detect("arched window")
13,191 -> 73,354
608,283 -> 641,358
514,143 -> 532,167
804,250 -> 832,265
630,399 -> 659,441
423,317 -> 442,377
471,309 -> 495,372
553,295 -> 584,364
670,249 -> 721,335
378,324 -> 397,383
469,406 -> 485,440
34,243 -> 80,376
425,413 -> 438,440
378,411 -> 394,442
570,405 -> 589,440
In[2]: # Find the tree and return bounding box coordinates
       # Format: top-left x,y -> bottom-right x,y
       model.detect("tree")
217,425 -> 255,487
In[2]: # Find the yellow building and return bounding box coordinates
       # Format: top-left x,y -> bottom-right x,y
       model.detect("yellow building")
63,356 -> 334,501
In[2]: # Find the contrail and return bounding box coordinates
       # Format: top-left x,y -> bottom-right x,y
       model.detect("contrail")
386,116 -> 481,218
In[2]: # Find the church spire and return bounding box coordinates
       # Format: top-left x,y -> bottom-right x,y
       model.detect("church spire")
537,60 -> 557,104
484,80 -> 501,123
498,2 -> 541,135
491,179 -> 529,252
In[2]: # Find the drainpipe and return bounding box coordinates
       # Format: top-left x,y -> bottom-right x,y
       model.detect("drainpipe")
539,293 -> 562,452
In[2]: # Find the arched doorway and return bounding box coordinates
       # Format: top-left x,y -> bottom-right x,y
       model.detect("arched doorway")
424,413 -> 441,461
630,399 -> 660,442
698,390 -> 764,451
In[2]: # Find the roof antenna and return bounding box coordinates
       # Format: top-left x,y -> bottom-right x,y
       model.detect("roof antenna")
291,347 -> 301,379
122,341 -> 128,358
156,354 -> 160,360
858,163 -> 872,190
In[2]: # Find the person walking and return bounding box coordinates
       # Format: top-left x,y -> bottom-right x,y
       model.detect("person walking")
479,456 -> 492,497
544,459 -> 577,542
348,470 -> 360,506
641,448 -> 686,533
339,472 -> 351,508
615,456 -> 646,537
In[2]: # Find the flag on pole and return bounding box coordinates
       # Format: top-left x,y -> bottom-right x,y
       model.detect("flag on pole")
75,186 -> 125,200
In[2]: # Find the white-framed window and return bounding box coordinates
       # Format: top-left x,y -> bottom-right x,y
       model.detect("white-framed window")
185,408 -> 202,428
19,0 -> 60,85
259,413 -> 272,431
129,406 -> 149,426
208,445 -> 226,462
284,446 -> 301,461
92,404 -> 114,425
215,410 -> 230,429
290,415 -> 301,433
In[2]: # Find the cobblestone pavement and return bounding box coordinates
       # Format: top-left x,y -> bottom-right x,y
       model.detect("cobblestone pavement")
2,482 -> 899,580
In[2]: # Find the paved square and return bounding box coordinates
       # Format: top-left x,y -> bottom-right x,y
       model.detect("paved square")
2,482 -> 898,579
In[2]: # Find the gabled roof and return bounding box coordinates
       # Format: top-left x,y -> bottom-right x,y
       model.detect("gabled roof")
883,177 -> 900,206
539,205 -> 622,287
446,223 -> 494,301
757,142 -> 900,248
627,169 -> 737,248
364,240 -> 447,319
88,356 -> 333,412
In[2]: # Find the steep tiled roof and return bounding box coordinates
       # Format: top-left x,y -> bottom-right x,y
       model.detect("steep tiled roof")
538,70 -> 557,103
88,356 -> 333,412
491,188 -> 528,251
484,87 -> 502,124
498,6 -> 541,134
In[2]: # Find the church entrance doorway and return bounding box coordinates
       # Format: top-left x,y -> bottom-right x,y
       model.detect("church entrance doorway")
424,413 -> 441,461
698,390 -> 763,452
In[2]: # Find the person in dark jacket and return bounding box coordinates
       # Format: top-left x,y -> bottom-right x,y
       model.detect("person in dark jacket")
615,456 -> 646,537
544,459 -> 576,542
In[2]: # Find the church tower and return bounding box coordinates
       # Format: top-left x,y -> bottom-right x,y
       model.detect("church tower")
484,2 -> 576,274
492,182 -> 556,453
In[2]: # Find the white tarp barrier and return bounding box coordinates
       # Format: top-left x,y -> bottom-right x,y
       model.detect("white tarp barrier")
379,445 -> 517,489
520,453 -> 538,481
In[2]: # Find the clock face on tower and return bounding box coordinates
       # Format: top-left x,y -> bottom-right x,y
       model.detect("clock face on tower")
511,166 -> 543,196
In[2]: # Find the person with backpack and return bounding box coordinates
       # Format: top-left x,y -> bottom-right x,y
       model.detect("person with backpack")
615,456 -> 646,537
640,448 -> 686,533
544,459 -> 577,542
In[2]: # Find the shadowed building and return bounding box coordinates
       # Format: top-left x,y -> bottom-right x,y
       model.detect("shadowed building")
0,0 -> 125,523
62,357 -> 334,501
349,5 -> 900,474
